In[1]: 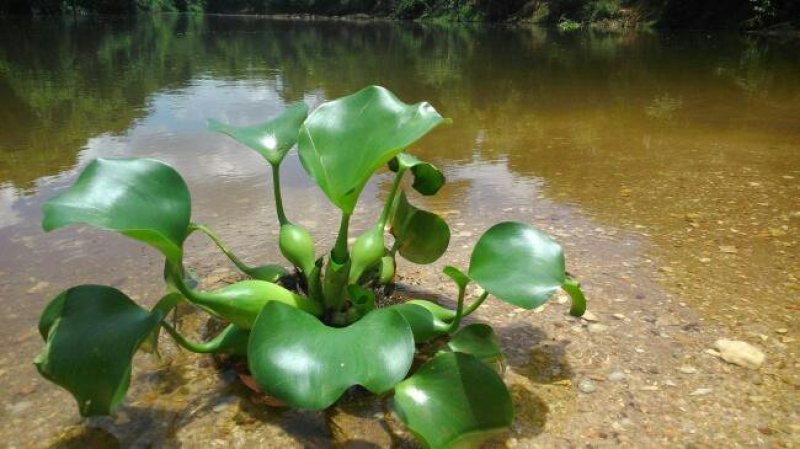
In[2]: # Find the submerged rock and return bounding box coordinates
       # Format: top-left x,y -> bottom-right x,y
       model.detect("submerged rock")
578,379 -> 596,394
713,339 -> 765,369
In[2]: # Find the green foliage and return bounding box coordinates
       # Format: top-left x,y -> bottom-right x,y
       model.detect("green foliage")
558,17 -> 582,31
392,352 -> 514,448
35,285 -> 165,416
248,301 -> 414,410
468,222 -> 566,309
35,86 -> 587,446
207,103 -> 308,166
3,0 -> 796,30
584,0 -> 621,20
390,191 -> 451,264
42,158 -> 192,264
297,85 -> 445,214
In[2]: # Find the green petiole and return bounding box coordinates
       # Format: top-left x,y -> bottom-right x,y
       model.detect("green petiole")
161,321 -> 248,355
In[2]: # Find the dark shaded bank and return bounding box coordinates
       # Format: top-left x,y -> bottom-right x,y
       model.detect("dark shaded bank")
2,1 -> 799,30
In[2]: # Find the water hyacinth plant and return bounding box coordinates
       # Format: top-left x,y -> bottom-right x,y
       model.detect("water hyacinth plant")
34,86 -> 587,448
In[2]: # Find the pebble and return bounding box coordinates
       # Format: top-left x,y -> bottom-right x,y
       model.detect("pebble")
612,313 -> 627,320
608,371 -> 626,382
6,400 -> 32,415
587,323 -> 608,333
656,316 -> 682,327
678,366 -> 698,374
212,396 -> 237,413
581,311 -> 600,322
689,388 -> 713,396
578,379 -> 596,394
775,328 -> 788,334
26,281 -> 50,294
713,339 -> 765,369
212,403 -> 230,413
718,245 -> 738,254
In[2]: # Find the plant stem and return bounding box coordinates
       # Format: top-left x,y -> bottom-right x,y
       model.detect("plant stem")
161,321 -> 240,354
331,212 -> 351,264
165,261 -> 196,301
447,285 -> 468,332
188,223 -> 251,274
271,163 -> 288,226
379,167 -> 406,228
462,290 -> 489,318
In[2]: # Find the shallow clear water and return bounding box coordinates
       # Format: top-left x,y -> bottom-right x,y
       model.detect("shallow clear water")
0,15 -> 798,447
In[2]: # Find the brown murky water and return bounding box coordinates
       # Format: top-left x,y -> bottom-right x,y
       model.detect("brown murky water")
1,15 -> 798,448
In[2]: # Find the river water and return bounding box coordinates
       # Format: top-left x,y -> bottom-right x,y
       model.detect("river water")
0,15 -> 798,448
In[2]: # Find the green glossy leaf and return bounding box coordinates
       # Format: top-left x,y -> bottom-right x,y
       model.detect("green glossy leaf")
245,264 -> 289,283
442,265 -> 471,291
406,299 -> 457,321
42,158 -> 191,263
443,324 -> 504,366
389,302 -> 451,343
392,352 -> 514,449
390,191 -> 450,264
562,276 -> 587,317
188,280 -> 323,329
208,102 -> 309,166
389,153 -> 445,196
298,86 -> 445,213
248,302 -> 414,410
469,222 -> 565,309
141,292 -> 184,355
34,285 -> 164,417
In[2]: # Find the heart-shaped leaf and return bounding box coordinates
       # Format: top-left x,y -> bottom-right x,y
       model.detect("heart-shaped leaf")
208,102 -> 309,166
469,222 -> 565,309
442,323 -> 504,366
392,352 -> 514,449
298,86 -> 445,213
390,191 -> 450,264
42,158 -> 191,264
248,301 -> 414,410
34,285 -> 164,417
389,153 -> 445,196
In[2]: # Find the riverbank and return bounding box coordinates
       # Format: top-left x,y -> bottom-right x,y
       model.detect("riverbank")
2,0 -> 798,32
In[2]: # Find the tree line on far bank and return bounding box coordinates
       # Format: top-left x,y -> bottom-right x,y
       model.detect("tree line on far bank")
1,0 -> 798,30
